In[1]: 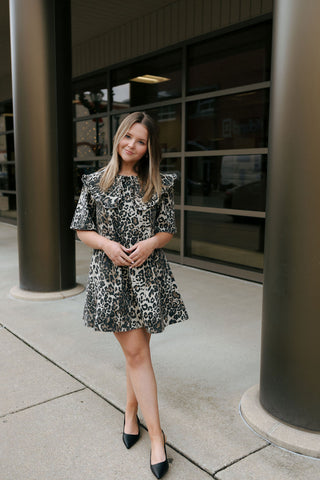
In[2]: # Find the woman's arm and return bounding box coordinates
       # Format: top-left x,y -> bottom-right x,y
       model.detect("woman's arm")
76,230 -> 133,266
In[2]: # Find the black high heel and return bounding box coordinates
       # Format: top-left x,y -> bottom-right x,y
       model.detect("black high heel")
150,431 -> 169,479
122,413 -> 140,449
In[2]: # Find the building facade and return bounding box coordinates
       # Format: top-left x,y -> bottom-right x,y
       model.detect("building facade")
0,0 -> 273,282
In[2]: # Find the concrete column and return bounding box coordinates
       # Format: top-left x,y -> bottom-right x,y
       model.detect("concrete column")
9,0 -> 76,292
260,0 -> 320,431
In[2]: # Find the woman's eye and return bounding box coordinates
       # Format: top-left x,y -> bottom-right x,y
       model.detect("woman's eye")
125,134 -> 131,139
139,140 -> 145,145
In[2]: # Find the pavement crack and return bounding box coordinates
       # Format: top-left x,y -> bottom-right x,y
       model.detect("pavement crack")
1,387 -> 87,418
212,444 -> 270,477
164,443 -> 214,477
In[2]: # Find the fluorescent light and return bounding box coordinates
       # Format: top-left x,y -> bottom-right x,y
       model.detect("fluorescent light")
130,74 -> 170,84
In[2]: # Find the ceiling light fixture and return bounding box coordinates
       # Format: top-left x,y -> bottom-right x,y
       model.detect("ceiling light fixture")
130,74 -> 170,84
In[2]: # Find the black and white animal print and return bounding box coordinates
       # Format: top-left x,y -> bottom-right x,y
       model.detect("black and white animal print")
71,170 -> 188,333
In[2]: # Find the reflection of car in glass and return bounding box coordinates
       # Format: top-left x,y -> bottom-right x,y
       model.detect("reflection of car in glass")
186,178 -> 211,196
186,140 -> 208,151
223,181 -> 266,211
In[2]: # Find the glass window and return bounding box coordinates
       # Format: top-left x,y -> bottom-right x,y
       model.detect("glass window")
0,192 -> 16,220
186,89 -> 269,151
185,211 -> 264,270
111,49 -> 182,109
0,113 -> 13,133
73,160 -> 106,196
0,132 -> 14,162
74,117 -> 109,158
0,163 -> 16,191
187,21 -> 272,95
160,157 -> 181,205
186,155 -> 267,211
165,210 -> 180,254
148,105 -> 181,153
112,104 -> 181,153
73,74 -> 108,118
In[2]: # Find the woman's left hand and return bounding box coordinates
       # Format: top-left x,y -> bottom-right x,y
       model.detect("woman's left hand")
127,238 -> 156,268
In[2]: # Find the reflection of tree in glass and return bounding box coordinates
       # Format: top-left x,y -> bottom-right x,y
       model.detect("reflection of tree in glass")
79,91 -> 104,115
78,91 -> 106,156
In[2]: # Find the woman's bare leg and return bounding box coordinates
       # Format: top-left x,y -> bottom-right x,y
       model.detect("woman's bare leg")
114,328 -> 166,464
124,330 -> 151,434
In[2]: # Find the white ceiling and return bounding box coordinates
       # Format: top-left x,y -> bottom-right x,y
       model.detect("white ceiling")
0,0 -> 177,82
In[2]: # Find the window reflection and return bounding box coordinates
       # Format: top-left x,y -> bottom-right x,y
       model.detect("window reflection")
73,74 -> 108,118
0,113 -> 13,133
186,90 -> 269,150
186,155 -> 267,211
148,105 -> 181,152
185,212 -> 264,270
75,117 -> 109,158
0,163 -> 16,191
111,49 -> 181,109
187,21 -> 272,95
0,192 -> 16,220
0,132 -> 14,162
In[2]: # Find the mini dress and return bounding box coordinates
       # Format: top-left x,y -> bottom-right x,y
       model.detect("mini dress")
70,169 -> 189,334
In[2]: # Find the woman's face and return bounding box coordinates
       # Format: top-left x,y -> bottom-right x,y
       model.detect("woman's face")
118,122 -> 149,168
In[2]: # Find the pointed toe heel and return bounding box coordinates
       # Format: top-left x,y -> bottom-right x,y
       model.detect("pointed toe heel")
122,413 -> 140,449
150,431 -> 169,479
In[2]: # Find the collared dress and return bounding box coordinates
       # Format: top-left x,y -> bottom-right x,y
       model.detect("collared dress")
70,169 -> 188,334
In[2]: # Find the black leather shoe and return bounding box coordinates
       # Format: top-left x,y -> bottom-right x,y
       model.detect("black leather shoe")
150,431 -> 169,479
122,413 -> 140,449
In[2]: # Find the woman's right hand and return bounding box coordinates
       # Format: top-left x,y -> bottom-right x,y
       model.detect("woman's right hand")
102,239 -> 133,267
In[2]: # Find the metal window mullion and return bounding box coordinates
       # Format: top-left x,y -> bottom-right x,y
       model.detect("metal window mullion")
109,97 -> 183,116
73,156 -> 109,162
184,205 -> 266,218
179,45 -> 187,264
73,112 -> 109,123
185,148 -> 268,157
107,70 -> 112,156
185,81 -> 271,103
162,152 -> 182,158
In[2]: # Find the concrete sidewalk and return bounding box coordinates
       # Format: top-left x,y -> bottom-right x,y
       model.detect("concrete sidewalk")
1,222 -> 319,479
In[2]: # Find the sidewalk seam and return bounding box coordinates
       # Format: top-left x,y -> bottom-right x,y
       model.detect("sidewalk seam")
212,444 -> 270,477
0,387 -> 87,418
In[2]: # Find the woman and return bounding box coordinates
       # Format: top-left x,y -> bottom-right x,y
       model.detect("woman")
71,111 -> 188,478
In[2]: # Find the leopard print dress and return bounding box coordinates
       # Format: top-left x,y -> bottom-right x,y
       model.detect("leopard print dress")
70,169 -> 188,334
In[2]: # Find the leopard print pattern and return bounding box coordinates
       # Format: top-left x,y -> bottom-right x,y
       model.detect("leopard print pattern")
71,170 -> 188,333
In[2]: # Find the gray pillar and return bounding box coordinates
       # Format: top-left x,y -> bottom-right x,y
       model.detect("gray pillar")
9,0 -> 75,292
260,0 -> 320,431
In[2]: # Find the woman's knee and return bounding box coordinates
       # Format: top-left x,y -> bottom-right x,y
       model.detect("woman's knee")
115,329 -> 151,368
125,345 -> 150,368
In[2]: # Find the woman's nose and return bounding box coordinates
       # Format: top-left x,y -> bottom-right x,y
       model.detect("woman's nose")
128,138 -> 135,147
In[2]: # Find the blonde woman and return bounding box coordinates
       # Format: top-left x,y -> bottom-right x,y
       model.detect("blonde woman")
71,112 -> 188,478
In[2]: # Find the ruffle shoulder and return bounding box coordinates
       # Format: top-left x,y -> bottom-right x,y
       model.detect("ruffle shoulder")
80,170 -> 176,211
160,172 -> 176,189
81,169 -> 122,208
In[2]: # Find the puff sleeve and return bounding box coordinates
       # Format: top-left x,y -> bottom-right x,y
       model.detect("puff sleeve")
70,185 -> 97,231
154,183 -> 177,235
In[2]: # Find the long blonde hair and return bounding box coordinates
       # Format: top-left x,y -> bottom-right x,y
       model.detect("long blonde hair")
99,112 -> 162,202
